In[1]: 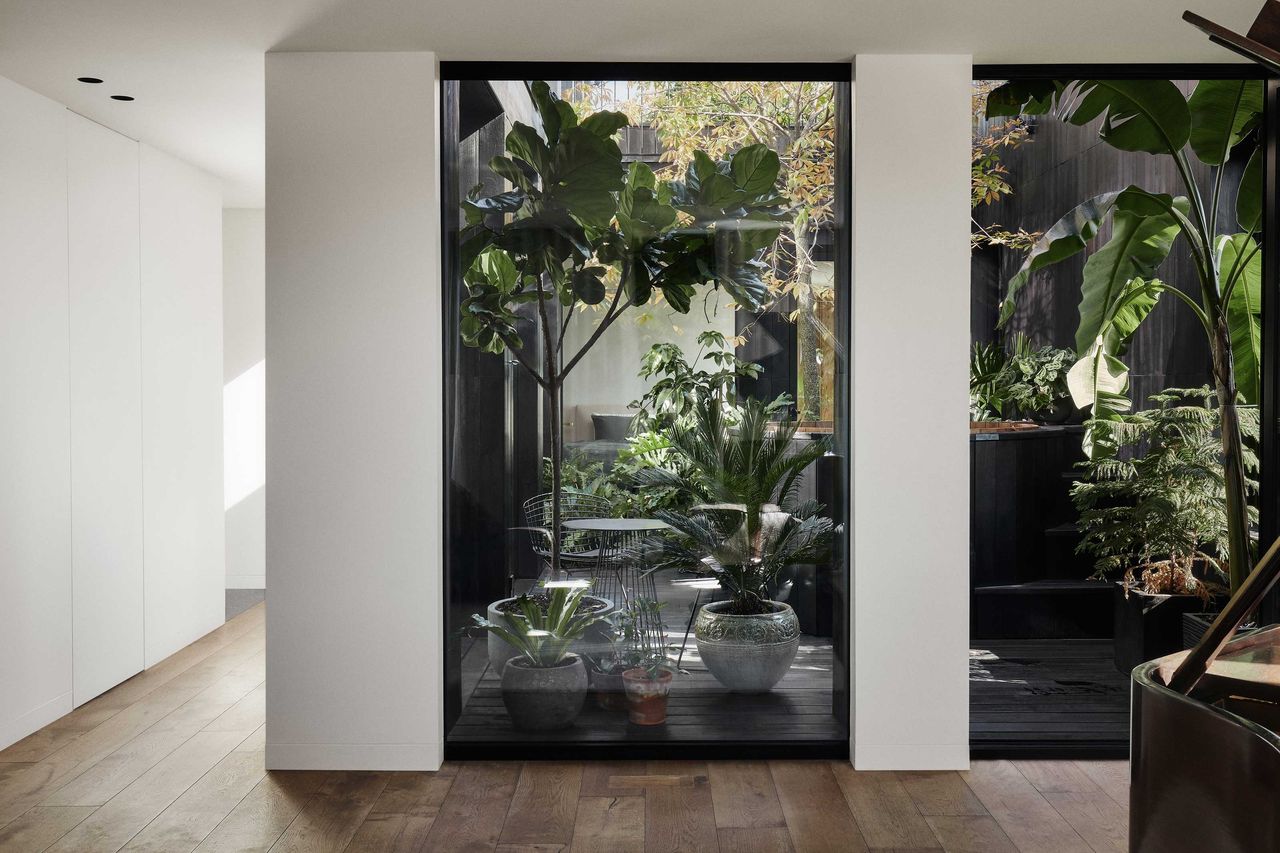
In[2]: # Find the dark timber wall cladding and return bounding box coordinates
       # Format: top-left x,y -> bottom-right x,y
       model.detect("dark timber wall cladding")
973,79 -> 1253,409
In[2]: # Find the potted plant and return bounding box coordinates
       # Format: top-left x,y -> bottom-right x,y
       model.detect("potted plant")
1005,343 -> 1076,424
458,81 -> 790,580
583,598 -> 645,710
622,655 -> 680,725
484,587 -> 613,672
470,586 -> 606,731
1071,389 -> 1256,671
638,396 -> 833,692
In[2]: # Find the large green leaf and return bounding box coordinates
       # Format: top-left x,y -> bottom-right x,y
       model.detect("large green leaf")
730,144 -> 781,195
547,126 -> 624,229
1059,80 -> 1192,155
1074,200 -> 1185,353
506,123 -> 551,178
999,192 -> 1120,327
985,80 -> 1061,118
1237,146 -> 1263,233
1188,79 -> 1263,165
1068,340 -> 1135,457
1221,233 -> 1262,403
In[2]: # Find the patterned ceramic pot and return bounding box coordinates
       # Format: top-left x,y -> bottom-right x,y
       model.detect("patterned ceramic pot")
500,655 -> 587,731
694,600 -> 800,692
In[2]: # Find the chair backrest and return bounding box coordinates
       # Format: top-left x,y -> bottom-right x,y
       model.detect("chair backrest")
522,492 -> 611,556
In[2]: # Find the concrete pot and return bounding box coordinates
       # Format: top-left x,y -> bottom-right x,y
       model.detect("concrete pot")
486,594 -> 613,671
500,655 -> 587,731
694,600 -> 800,693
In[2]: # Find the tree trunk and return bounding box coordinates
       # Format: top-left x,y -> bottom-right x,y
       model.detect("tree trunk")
1210,316 -> 1253,593
793,224 -> 820,422
536,281 -> 562,576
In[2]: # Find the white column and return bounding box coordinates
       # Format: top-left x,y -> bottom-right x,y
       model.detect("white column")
851,55 -> 972,770
265,52 -> 443,770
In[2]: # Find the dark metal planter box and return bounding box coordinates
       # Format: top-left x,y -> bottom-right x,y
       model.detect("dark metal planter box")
1113,585 -> 1204,673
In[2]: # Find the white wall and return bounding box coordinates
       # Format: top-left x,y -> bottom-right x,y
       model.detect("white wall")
67,112 -> 146,705
0,73 -> 225,750
850,55 -> 971,769
140,144 -> 226,667
265,52 -> 442,771
0,76 -> 74,748
223,208 -> 266,590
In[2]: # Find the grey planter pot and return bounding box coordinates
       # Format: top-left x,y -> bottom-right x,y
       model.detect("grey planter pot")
694,600 -> 800,693
500,655 -> 587,731
485,594 -> 613,671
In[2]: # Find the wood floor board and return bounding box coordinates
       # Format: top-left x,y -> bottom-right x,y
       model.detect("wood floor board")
897,772 -> 987,817
960,761 -> 1093,853
1072,761 -> 1129,811
644,761 -> 718,853
343,769 -> 456,852
1012,760 -> 1106,795
579,761 -> 646,797
768,761 -> 867,853
420,762 -> 521,852
831,764 -> 940,849
716,826 -> 795,852
1042,791 -> 1127,853
570,796 -> 644,853
0,805 -> 96,853
923,815 -> 1018,853
268,770 -> 389,853
499,762 -> 582,847
192,770 -> 329,853
706,760 -> 785,829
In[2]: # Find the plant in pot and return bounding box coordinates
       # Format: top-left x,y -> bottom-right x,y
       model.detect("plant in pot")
1004,342 -> 1076,424
584,598 -> 664,711
484,586 -> 613,672
622,654 -> 680,726
637,395 -> 833,692
458,80 -> 790,587
1071,388 -> 1258,672
471,586 -> 606,731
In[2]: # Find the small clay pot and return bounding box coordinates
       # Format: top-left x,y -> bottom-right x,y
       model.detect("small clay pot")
622,668 -> 673,726
589,667 -> 628,711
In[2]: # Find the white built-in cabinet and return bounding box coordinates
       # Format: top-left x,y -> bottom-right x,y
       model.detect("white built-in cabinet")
0,77 -> 224,750
67,112 -> 147,705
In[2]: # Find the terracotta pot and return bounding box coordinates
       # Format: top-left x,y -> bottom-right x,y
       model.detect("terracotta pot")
622,668 -> 672,726
589,667 -> 628,711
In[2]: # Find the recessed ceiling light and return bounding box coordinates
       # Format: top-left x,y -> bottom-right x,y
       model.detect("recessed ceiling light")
110,95 -> 134,102
76,77 -> 103,84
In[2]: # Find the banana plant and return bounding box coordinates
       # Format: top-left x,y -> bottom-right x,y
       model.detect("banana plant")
989,78 -> 1263,591
459,82 -> 791,575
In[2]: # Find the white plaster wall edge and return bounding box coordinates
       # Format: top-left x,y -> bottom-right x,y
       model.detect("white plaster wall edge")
0,692 -> 73,752
226,575 -> 265,589
853,743 -> 970,771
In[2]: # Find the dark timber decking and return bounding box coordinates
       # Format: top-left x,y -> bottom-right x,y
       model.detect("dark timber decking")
970,639 -> 1130,754
450,634 -> 844,744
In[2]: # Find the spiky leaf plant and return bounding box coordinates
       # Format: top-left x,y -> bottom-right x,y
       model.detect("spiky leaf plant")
470,586 -> 606,668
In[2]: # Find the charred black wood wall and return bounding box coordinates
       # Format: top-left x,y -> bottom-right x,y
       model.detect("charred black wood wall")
973,79 -> 1254,408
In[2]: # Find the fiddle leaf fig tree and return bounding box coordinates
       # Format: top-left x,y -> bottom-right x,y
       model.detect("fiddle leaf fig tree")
459,81 -> 790,574
989,78 -> 1263,591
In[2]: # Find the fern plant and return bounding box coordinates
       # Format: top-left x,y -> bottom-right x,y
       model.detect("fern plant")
1071,388 -> 1258,597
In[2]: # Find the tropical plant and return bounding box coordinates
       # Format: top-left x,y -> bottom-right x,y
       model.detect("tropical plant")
470,586 -> 606,668
1005,344 -> 1075,415
459,81 -> 791,575
1072,388 -> 1259,598
630,330 -> 792,432
637,397 -> 834,615
989,78 -> 1264,591
587,598 -> 668,675
970,340 -> 1016,421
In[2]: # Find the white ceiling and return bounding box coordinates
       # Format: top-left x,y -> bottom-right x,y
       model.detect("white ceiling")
0,0 -> 1262,208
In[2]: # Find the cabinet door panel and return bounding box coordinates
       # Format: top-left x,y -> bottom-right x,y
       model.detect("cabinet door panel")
68,112 -> 144,706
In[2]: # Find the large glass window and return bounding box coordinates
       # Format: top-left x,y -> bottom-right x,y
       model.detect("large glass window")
442,68 -> 850,756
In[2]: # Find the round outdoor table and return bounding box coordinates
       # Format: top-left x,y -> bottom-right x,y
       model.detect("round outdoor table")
562,518 -> 669,652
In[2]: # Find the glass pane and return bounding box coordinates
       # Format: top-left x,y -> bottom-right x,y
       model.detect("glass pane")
443,74 -> 849,751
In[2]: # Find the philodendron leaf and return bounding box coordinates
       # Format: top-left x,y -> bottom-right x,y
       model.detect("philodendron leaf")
999,192 -> 1121,327
1220,233 -> 1262,403
1237,146 -> 1263,233
1058,80 -> 1192,156
1187,79 -> 1263,165
1074,200 -> 1184,354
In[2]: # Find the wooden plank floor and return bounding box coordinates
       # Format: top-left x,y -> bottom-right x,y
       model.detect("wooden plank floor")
970,640 -> 1129,750
0,603 -> 1132,851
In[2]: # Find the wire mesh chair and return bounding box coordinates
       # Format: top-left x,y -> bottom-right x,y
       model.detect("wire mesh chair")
517,492 -> 612,583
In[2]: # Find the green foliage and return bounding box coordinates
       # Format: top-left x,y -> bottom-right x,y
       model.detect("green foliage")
470,586 -> 606,668
1072,389 -> 1259,595
586,599 -> 675,677
969,335 -> 1074,420
638,397 -> 834,615
629,331 -> 791,433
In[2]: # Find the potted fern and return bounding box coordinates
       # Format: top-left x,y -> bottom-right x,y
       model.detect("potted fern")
471,586 -> 608,730
639,396 -> 833,692
1071,388 -> 1257,672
